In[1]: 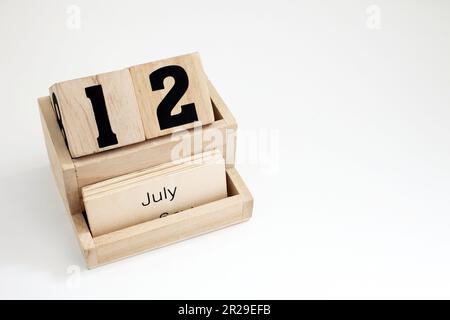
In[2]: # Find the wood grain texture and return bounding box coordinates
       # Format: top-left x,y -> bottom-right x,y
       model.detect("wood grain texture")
83,152 -> 227,236
207,80 -> 237,127
39,81 -> 252,269
72,81 -> 237,191
226,168 -> 254,219
41,81 -> 237,215
39,96 -> 81,214
130,53 -> 214,139
93,168 -> 251,267
49,69 -> 145,158
81,149 -> 221,197
72,213 -> 97,268
39,97 -> 97,266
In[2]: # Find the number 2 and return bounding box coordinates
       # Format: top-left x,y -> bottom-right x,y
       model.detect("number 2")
149,65 -> 199,130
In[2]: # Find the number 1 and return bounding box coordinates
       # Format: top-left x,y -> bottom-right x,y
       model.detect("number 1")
85,85 -> 118,148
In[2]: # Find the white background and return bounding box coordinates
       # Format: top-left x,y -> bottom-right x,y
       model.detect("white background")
1,0 -> 450,299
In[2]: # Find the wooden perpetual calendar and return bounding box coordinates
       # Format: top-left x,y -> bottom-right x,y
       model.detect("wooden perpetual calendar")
38,53 -> 253,268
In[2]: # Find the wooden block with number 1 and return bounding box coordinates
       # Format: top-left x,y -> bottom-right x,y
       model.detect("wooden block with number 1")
49,69 -> 145,158
129,52 -> 214,139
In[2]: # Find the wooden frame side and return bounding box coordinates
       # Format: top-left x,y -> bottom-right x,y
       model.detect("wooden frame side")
226,168 -> 253,219
208,81 -> 237,168
207,81 -> 237,129
39,97 -> 96,266
72,213 -> 97,268
38,96 -> 81,214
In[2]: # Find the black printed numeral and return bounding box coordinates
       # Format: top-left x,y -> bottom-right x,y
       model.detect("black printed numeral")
149,65 -> 198,130
51,93 -> 68,147
85,85 -> 118,148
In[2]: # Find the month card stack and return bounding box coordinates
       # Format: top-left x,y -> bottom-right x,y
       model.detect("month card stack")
82,150 -> 227,236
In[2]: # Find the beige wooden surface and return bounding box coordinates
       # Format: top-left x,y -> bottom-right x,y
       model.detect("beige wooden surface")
83,152 -> 227,236
38,96 -> 81,214
49,69 -> 145,157
130,53 -> 214,139
39,81 -> 252,269
82,149 -> 219,196
40,81 -> 237,214
72,80 -> 237,192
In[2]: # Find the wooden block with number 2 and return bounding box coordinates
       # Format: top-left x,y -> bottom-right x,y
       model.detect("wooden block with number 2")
129,52 -> 214,139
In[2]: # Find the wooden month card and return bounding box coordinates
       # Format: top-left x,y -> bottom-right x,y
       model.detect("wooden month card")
82,150 -> 227,236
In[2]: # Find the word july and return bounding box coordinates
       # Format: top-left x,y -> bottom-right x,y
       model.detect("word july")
141,186 -> 177,207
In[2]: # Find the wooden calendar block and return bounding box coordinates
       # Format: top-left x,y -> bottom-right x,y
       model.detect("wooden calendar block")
38,79 -> 252,269
49,69 -> 145,158
129,52 -> 214,139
